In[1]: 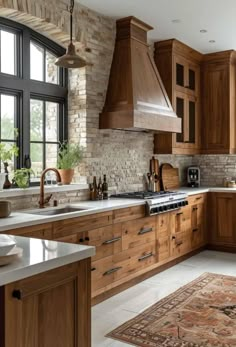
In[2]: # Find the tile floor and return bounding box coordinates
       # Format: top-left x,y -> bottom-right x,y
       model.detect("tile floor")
92,250 -> 236,346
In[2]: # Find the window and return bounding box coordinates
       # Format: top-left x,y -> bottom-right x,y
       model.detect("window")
0,18 -> 68,183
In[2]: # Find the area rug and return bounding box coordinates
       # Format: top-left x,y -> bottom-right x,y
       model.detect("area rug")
107,273 -> 236,346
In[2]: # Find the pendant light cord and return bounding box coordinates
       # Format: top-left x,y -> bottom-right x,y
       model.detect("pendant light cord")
69,0 -> 74,43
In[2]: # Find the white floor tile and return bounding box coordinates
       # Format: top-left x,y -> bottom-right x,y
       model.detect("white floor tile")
92,250 -> 236,347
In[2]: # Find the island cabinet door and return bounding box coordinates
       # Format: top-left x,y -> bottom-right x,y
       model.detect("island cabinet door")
2,260 -> 91,347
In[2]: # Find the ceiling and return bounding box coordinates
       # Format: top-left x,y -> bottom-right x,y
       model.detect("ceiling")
78,0 -> 236,53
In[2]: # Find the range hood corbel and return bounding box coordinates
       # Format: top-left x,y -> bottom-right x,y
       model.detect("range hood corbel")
99,16 -> 181,133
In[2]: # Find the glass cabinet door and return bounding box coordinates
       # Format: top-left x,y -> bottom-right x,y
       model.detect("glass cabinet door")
175,95 -> 185,143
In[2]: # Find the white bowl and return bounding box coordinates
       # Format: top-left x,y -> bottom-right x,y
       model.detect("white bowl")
0,235 -> 16,256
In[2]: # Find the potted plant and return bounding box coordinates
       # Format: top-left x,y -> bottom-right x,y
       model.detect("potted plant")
12,168 -> 34,189
57,142 -> 83,184
0,142 -> 19,189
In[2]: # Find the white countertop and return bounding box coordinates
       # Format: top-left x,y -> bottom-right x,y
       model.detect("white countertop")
0,235 -> 95,286
0,187 -> 234,233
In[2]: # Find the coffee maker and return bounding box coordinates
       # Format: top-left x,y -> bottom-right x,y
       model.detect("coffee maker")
187,166 -> 200,187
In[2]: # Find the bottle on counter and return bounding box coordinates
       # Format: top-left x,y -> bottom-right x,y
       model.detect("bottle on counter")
102,174 -> 108,200
97,177 -> 103,200
89,183 -> 95,201
93,176 -> 97,200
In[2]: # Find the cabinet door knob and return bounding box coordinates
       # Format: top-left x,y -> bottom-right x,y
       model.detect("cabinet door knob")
12,289 -> 22,300
85,237 -> 90,241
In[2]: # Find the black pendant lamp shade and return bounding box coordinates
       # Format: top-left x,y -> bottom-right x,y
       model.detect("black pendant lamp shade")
55,0 -> 87,69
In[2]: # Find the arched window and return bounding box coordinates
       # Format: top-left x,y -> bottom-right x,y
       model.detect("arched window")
0,17 -> 68,182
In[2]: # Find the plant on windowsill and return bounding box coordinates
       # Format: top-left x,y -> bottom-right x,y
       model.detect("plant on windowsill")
57,141 -> 83,184
12,168 -> 34,189
0,141 -> 19,189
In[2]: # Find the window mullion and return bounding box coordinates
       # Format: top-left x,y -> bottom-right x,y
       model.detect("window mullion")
22,90 -> 30,169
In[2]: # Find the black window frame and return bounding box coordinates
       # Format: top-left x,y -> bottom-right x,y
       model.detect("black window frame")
0,17 -> 68,184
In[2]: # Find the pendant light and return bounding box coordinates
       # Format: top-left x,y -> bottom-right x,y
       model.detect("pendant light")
55,0 -> 87,68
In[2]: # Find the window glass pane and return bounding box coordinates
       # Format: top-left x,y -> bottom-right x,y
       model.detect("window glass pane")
1,30 -> 16,75
30,41 -> 44,81
30,142 -> 43,177
30,99 -> 43,141
46,51 -> 59,85
1,94 -> 15,140
46,143 -> 58,168
46,102 -> 58,142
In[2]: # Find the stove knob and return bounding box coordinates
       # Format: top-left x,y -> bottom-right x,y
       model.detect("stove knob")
178,202 -> 182,207
181,201 -> 186,207
159,206 -> 163,212
174,203 -> 178,208
163,206 -> 167,211
185,200 -> 189,206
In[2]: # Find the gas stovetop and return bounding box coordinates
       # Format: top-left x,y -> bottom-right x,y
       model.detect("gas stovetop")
111,191 -> 188,216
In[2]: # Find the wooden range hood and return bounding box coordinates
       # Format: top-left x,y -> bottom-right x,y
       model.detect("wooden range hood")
100,16 -> 181,133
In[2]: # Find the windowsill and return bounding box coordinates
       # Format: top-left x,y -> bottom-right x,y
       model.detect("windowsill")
0,183 -> 89,198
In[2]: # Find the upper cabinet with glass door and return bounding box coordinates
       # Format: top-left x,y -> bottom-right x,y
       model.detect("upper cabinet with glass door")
153,39 -> 202,155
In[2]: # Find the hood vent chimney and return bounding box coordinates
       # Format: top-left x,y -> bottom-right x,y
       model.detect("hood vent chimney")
100,16 -> 181,133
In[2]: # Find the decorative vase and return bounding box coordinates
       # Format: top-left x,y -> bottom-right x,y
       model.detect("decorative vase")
0,173 -> 6,191
3,162 -> 11,189
58,169 -> 74,185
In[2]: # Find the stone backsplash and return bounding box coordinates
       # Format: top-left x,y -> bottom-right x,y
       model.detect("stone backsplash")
192,155 -> 236,187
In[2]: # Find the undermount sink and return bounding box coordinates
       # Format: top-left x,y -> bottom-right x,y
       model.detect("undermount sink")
25,206 -> 90,216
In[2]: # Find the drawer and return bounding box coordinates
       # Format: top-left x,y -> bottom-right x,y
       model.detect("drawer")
91,241 -> 156,292
191,225 -> 204,249
9,223 -> 53,240
157,235 -> 170,262
170,232 -> 191,257
85,224 -> 122,261
113,205 -> 145,223
52,211 -> 112,239
188,193 -> 206,206
54,233 -> 79,244
122,217 -> 156,250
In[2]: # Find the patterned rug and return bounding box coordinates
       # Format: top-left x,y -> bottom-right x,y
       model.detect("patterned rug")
107,273 -> 236,346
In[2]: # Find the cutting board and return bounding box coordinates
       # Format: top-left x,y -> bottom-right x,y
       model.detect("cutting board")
160,163 -> 180,191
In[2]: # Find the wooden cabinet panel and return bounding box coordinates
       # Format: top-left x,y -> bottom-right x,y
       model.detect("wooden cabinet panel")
3,260 -> 91,347
170,232 -> 191,257
54,233 -> 79,244
171,207 -> 191,235
8,223 -> 53,240
201,51 -> 236,154
157,213 -> 170,235
157,235 -> 170,262
53,211 -> 112,239
209,193 -> 236,244
121,216 -> 156,250
113,205 -> 145,223
154,39 -> 202,154
85,224 -> 122,262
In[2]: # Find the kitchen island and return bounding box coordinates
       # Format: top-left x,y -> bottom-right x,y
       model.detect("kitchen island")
0,235 -> 95,347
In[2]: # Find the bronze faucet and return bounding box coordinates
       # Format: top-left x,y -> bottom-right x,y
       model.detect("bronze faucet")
39,168 -> 61,208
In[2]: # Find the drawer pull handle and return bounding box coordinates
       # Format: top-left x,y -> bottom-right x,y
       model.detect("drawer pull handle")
103,267 -> 122,276
91,267 -> 96,272
192,228 -> 198,233
192,207 -> 198,211
12,290 -> 22,300
196,197 -> 202,200
85,237 -> 90,241
172,236 -> 176,240
103,237 -> 121,245
176,212 -> 183,216
138,252 -> 153,261
176,240 -> 183,246
138,227 -> 153,235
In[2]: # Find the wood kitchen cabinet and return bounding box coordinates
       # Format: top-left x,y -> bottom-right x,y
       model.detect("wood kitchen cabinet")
201,51 -> 236,153
154,39 -> 202,154
0,260 -> 91,347
189,194 -> 206,249
208,193 -> 236,248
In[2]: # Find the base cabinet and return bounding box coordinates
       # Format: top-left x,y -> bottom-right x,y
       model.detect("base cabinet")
208,193 -> 236,247
2,194 -> 207,303
0,260 -> 91,347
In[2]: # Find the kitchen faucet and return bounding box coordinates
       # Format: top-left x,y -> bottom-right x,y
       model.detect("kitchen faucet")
39,168 -> 61,208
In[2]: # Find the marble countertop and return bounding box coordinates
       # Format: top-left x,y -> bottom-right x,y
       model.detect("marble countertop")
0,235 -> 95,286
0,187 -> 234,233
